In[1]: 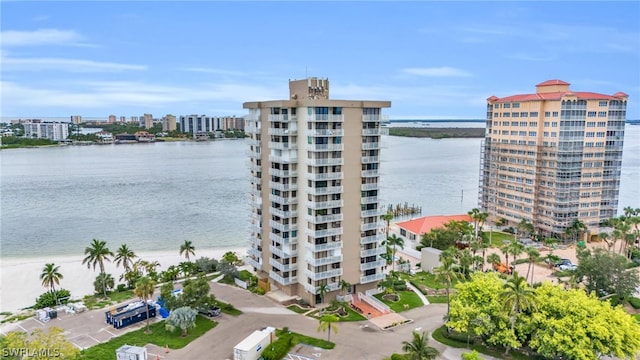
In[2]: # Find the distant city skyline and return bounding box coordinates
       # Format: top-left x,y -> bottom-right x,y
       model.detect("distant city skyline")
1,2 -> 639,119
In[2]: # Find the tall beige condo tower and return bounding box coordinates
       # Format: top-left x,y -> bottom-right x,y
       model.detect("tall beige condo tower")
244,78 -> 391,305
479,80 -> 628,238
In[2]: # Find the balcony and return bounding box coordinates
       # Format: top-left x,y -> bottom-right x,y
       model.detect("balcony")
245,125 -> 260,134
246,138 -> 260,146
361,169 -> 380,177
305,268 -> 343,281
269,232 -> 297,245
305,157 -> 344,166
247,162 -> 261,172
312,129 -> 344,136
360,272 -> 385,284
360,233 -> 384,245
268,168 -> 297,178
362,142 -> 381,150
268,127 -> 297,136
306,214 -> 344,224
305,254 -> 343,266
308,241 -> 343,252
270,181 -> 298,192
361,156 -> 379,164
306,228 -> 343,238
269,219 -> 296,232
306,143 -> 344,152
247,247 -> 261,258
361,183 -> 379,191
361,209 -> 382,218
269,193 -> 298,205
268,141 -> 298,150
268,114 -> 297,122
362,115 -> 389,122
309,115 -> 344,122
305,199 -> 344,209
361,196 -> 379,205
362,128 -> 381,136
270,207 -> 296,219
269,258 -> 298,272
248,235 -> 261,247
268,154 -> 297,164
269,270 -> 297,285
360,246 -> 385,257
269,244 -> 297,258
307,172 -> 343,181
303,282 -> 340,295
248,151 -> 261,159
246,257 -> 262,271
360,259 -> 386,271
308,186 -> 343,196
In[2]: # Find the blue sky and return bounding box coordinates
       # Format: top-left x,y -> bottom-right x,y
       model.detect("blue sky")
1,1 -> 639,120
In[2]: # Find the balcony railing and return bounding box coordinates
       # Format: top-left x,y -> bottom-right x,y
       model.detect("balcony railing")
361,156 -> 379,164
308,241 -> 343,252
361,196 -> 379,205
306,213 -> 344,224
270,207 -> 296,219
268,141 -> 297,150
269,244 -> 297,258
248,162 -> 261,172
362,128 -> 380,136
248,235 -> 261,247
268,127 -> 297,135
361,169 -> 380,177
306,143 -> 344,152
268,168 -> 297,178
306,228 -> 343,238
247,247 -> 261,258
246,257 -> 262,271
307,172 -> 343,181
305,268 -> 343,281
268,114 -> 297,122
269,270 -> 297,285
305,199 -> 344,209
360,246 -> 385,257
361,209 -> 383,218
309,115 -> 344,122
268,154 -> 297,164
305,254 -> 343,266
360,222 -> 382,231
305,157 -> 344,166
362,115 -> 389,122
303,282 -> 340,295
360,272 -> 385,284
308,186 -> 343,196
269,219 -> 296,232
269,258 -> 298,272
360,259 -> 386,271
362,142 -> 381,150
269,232 -> 297,245
312,129 -> 344,136
360,234 -> 384,245
269,194 -> 298,205
361,183 -> 379,191
269,181 -> 298,192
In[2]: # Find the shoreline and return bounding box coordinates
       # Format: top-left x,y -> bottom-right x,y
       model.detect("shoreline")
0,245 -> 247,314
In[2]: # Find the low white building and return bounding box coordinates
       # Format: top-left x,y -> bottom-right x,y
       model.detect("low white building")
23,121 -> 69,141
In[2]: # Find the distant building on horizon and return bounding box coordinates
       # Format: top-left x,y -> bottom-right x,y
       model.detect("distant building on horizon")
243,77 -> 391,305
71,115 -> 83,124
162,114 -> 177,132
22,120 -> 69,141
140,113 -> 153,129
478,80 -> 628,239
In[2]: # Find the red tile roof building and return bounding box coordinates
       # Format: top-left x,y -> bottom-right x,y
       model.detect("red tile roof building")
397,214 -> 472,241
479,80 -> 628,238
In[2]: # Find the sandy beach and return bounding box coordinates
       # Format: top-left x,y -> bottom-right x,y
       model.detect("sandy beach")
0,246 -> 247,314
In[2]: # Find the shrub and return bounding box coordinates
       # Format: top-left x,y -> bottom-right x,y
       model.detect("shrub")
116,284 -> 127,292
629,297 -> 640,309
256,287 -> 266,295
35,289 -> 71,309
195,257 -> 219,273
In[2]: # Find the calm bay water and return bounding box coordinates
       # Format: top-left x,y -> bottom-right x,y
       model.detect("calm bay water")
1,124 -> 638,258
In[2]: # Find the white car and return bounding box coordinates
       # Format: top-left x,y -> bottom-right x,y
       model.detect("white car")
558,263 -> 577,271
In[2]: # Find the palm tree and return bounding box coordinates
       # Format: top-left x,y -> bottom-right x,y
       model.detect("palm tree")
93,273 -> 115,295
82,239 -> 114,298
134,276 -> 156,334
401,331 -> 439,360
486,253 -> 501,269
507,240 -> 525,266
382,211 -> 394,238
317,283 -> 329,305
179,240 -> 196,262
40,263 -> 63,303
339,280 -> 351,296
317,314 -> 339,342
565,218 -> 587,243
383,234 -> 405,274
599,232 -> 615,253
500,271 -> 536,355
114,244 -> 137,273
433,259 -> 460,317
524,246 -> 540,285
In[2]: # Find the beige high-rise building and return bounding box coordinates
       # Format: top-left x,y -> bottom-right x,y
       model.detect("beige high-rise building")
479,80 -> 628,239
243,78 -> 391,305
162,114 -> 177,132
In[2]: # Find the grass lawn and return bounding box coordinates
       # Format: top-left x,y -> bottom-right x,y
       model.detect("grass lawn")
426,296 -> 448,304
401,271 -> 462,290
483,231 -> 515,247
374,290 -> 424,312
214,300 -> 242,316
287,304 -> 309,314
432,325 -> 529,360
259,328 -> 335,360
83,290 -> 135,310
307,304 -> 367,322
80,315 -> 216,359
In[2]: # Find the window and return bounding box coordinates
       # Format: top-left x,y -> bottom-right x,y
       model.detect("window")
552,122 -> 558,127
520,112 -> 528,117
588,111 -> 596,117
596,132 -> 605,137
597,121 -> 606,127
544,112 -> 550,117
552,112 -> 559,117
586,132 -> 595,137
512,113 -> 520,118
503,112 -> 510,117
504,103 -> 511,109
587,122 -> 596,127
599,101 -> 608,107
529,122 -> 537,127
530,112 -> 538,117
598,112 -> 607,117
529,131 -> 537,136
512,103 -> 520,108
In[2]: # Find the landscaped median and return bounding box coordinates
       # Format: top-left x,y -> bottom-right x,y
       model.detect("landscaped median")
79,315 -> 216,359
373,290 -> 423,312
258,327 -> 334,360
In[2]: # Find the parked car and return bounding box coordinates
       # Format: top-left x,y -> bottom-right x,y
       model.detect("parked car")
557,262 -> 577,271
555,258 -> 572,267
198,306 -> 221,317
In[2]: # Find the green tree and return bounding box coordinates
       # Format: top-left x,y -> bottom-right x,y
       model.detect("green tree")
517,218 -> 535,239
180,240 -> 196,262
339,279 -> 351,295
40,263 -> 63,298
222,251 -> 242,266
461,350 -> 482,360
565,218 -> 587,243
506,240 -> 525,266
82,238 -> 114,298
576,247 -> 639,300
134,276 -> 156,334
93,273 -> 115,295
382,210 -> 394,238
433,259 -> 460,317
166,306 -> 198,337
524,246 -> 540,285
500,271 -> 535,355
114,244 -> 137,272
401,331 -> 439,360
317,283 -> 329,304
383,234 -> 405,274
1,327 -> 80,359
317,314 -> 339,342
486,253 -> 501,268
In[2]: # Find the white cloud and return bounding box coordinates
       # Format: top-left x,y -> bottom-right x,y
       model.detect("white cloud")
1,29 -> 88,47
401,67 -> 471,77
2,56 -> 147,72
